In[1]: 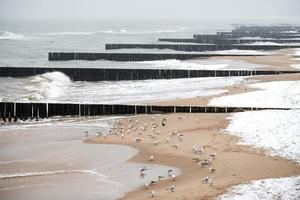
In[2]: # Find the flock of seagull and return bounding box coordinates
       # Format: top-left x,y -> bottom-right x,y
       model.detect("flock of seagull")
85,115 -> 217,198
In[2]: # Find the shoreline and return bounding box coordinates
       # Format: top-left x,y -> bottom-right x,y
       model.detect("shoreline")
86,113 -> 300,199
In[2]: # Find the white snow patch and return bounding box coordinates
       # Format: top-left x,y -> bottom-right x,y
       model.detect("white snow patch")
226,110 -> 300,163
217,176 -> 300,200
209,81 -> 300,108
290,64 -> 300,70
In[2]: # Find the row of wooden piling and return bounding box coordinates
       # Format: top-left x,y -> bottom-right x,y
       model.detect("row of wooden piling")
0,102 -> 293,122
1,67 -> 299,81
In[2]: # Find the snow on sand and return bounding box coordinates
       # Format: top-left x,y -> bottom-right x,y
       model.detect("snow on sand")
211,80 -> 300,199
217,176 -> 300,200
209,81 -> 300,108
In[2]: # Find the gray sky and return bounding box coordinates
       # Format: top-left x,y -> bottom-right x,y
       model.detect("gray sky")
0,0 -> 299,22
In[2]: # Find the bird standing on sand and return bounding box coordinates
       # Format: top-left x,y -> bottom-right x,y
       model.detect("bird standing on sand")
157,175 -> 165,182
209,168 -> 216,173
139,167 -> 148,176
96,131 -> 101,138
149,190 -> 156,198
162,118 -> 167,127
135,137 -> 142,143
84,130 -> 89,137
167,169 -> 174,176
149,155 -> 154,162
166,185 -> 175,192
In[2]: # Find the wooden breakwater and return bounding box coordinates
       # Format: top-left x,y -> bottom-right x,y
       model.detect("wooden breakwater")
48,52 -> 264,62
0,102 -> 292,121
105,43 -> 300,52
1,67 -> 299,81
49,52 -> 208,61
159,37 -> 300,44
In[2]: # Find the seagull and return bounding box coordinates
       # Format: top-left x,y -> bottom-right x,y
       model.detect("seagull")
165,137 -> 170,143
121,133 -> 124,139
169,131 -> 176,137
84,130 -> 89,137
167,169 -> 174,176
178,135 -> 184,141
166,185 -> 175,192
196,118 -> 200,123
149,155 -> 154,162
209,168 -> 216,173
151,116 -> 155,121
209,153 -> 217,159
135,137 -> 142,143
154,140 -> 159,146
139,167 -> 148,176
162,118 -> 167,127
171,143 -> 179,149
202,176 -> 209,183
96,131 -> 102,138
170,174 -> 176,181
157,175 -> 165,182
199,160 -> 210,167
192,157 -> 201,162
135,119 -> 139,124
149,190 -> 156,198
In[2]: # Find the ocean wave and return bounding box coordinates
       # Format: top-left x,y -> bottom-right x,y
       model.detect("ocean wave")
24,71 -> 71,101
0,31 -> 24,40
46,27 -> 186,36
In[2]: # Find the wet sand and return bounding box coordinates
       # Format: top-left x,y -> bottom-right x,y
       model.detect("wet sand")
87,113 -> 300,199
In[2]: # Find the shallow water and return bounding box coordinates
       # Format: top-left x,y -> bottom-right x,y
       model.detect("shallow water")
0,117 -> 179,200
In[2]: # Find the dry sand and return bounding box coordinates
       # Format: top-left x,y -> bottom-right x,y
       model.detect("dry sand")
86,113 -> 300,200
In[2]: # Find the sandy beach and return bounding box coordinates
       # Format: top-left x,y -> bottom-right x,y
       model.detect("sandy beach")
87,113 -> 300,199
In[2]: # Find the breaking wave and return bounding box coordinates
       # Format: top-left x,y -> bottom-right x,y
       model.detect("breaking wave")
24,71 -> 71,101
46,27 -> 186,36
0,31 -> 25,40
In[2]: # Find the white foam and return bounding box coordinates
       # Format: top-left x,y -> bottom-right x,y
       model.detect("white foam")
46,27 -> 186,36
290,64 -> 300,70
24,71 -> 71,101
217,176 -> 300,200
0,31 -> 24,40
0,169 -> 120,186
206,49 -> 267,55
226,110 -> 300,163
136,59 -> 228,70
209,81 -> 300,108
244,42 -> 283,46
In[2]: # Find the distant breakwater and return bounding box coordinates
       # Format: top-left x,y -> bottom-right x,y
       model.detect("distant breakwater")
105,43 -> 300,52
48,52 -> 263,62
